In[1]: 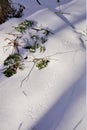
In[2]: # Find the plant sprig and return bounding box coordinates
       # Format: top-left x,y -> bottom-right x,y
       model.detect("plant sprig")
2,19 -> 54,81
3,53 -> 23,77
4,34 -> 21,54
14,19 -> 34,33
20,56 -> 50,87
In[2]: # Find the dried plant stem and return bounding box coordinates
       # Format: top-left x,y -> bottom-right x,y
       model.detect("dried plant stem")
20,56 -> 59,87
20,63 -> 35,87
0,67 -> 7,72
35,0 -> 41,5
46,50 -> 79,58
32,27 -> 44,32
20,57 -> 46,87
4,36 -> 22,54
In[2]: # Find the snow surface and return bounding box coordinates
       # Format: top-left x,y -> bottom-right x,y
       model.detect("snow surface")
0,0 -> 86,130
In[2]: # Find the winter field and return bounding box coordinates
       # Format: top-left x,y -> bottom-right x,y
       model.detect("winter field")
0,0 -> 86,130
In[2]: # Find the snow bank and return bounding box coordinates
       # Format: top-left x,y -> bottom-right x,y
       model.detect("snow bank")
0,0 -> 86,130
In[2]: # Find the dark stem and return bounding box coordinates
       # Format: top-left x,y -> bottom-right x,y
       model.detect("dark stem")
20,63 -> 35,87
32,27 -> 44,32
35,0 -> 41,5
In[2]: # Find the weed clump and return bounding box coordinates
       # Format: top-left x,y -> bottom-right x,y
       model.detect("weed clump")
36,59 -> 50,70
3,53 -> 23,77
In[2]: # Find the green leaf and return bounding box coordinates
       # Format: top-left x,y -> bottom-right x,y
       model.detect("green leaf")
31,35 -> 39,40
3,66 -> 17,77
41,37 -> 48,44
43,29 -> 54,36
24,45 -> 36,53
43,29 -> 50,36
14,20 -> 35,33
29,48 -> 36,53
3,53 -> 23,77
36,59 -> 50,70
4,53 -> 21,66
40,46 -> 46,53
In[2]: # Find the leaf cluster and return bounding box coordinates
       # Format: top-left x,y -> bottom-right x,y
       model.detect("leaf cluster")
24,40 -> 46,53
3,53 -> 23,77
3,19 -> 53,78
15,20 -> 34,33
36,59 -> 50,70
15,20 -> 53,53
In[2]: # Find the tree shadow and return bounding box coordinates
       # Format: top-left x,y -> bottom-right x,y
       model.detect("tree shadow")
21,0 -> 74,18
30,69 -> 86,130
39,0 -> 74,9
54,12 -> 86,31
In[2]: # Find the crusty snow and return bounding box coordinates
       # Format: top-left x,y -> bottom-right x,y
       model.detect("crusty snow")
0,0 -> 86,130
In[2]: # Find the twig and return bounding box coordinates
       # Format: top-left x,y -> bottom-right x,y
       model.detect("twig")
0,67 -> 7,72
57,0 -> 61,12
3,44 -> 13,52
22,91 -> 27,96
6,33 -> 21,37
20,56 -> 59,88
46,49 -> 79,58
20,63 -> 35,87
4,36 -> 22,54
20,57 -> 47,88
35,0 -> 41,5
32,27 -> 54,35
5,38 -> 12,42
48,58 -> 59,61
32,27 -> 44,32
18,122 -> 23,130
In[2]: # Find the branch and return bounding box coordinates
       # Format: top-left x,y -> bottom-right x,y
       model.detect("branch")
20,63 -> 35,87
35,0 -> 41,5
32,27 -> 44,32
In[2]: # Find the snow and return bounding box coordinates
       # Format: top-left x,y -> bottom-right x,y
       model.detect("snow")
0,0 -> 86,130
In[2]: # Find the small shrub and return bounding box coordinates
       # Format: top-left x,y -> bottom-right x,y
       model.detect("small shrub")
3,66 -> 17,77
3,53 -> 23,77
4,53 -> 22,66
14,20 -> 35,33
2,19 -> 54,79
36,59 -> 50,70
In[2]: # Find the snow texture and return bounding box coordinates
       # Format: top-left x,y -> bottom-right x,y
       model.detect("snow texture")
0,0 -> 86,130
